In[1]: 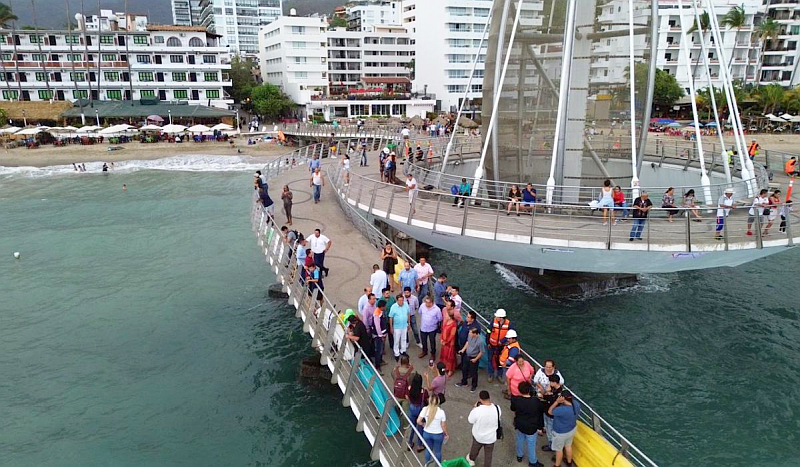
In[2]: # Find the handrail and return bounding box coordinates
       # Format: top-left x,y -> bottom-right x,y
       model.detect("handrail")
250,196 -> 444,467
326,160 -> 661,467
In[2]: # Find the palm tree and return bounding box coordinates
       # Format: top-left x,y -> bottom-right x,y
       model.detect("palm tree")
754,18 -> 780,86
757,83 -> 785,115
0,2 -> 18,28
720,5 -> 747,76
687,12 -> 710,89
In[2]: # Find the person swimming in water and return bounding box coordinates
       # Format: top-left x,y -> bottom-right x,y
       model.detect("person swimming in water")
102,163 -> 109,172
72,163 -> 78,171
122,184 -> 127,191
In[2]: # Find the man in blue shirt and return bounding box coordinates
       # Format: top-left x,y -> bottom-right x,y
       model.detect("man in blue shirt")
522,183 -> 537,213
433,273 -> 448,309
308,155 -> 321,172
398,262 -> 418,292
295,238 -> 308,283
388,294 -> 410,359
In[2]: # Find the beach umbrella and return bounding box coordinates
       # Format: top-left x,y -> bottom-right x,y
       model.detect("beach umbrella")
211,123 -> 234,131
187,124 -> 211,133
76,125 -> 102,133
140,124 -> 162,131
0,126 -> 21,134
705,122 -> 718,128
62,126 -> 78,131
780,113 -> 794,121
767,115 -> 786,123
147,115 -> 165,122
15,127 -> 47,135
161,124 -> 187,134
656,118 -> 676,124
666,122 -> 683,128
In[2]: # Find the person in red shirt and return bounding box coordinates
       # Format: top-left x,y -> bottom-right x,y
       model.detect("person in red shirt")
612,186 -> 628,221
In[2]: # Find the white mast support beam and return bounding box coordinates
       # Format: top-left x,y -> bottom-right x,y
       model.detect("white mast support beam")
441,9 -> 493,174
490,0 -> 513,186
691,0 -> 731,187
546,0 -> 578,205
628,0 -> 640,199
472,0 -> 524,198
676,0 -> 712,205
706,0 -> 753,195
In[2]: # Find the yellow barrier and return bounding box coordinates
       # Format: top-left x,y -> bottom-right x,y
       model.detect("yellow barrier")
572,421 -> 634,467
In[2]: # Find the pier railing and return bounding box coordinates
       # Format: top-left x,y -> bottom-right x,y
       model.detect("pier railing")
327,164 -> 660,467
250,203 -> 444,467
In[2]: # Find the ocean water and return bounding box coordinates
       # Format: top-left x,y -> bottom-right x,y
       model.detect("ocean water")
1,159 -> 798,466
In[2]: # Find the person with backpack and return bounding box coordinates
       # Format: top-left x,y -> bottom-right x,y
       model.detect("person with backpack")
392,354 -> 414,415
407,373 -> 428,452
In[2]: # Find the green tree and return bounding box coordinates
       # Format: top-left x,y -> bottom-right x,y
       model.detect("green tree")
0,2 -> 17,28
629,63 -> 684,108
720,6 -> 747,74
756,83 -> 785,115
686,11 -> 710,88
229,56 -> 257,104
754,18 -> 780,86
329,16 -> 347,28
251,83 -> 295,121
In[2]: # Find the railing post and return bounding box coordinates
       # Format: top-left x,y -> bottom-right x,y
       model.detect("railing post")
786,206 -> 794,247
460,199 -> 469,236
368,181 -> 379,215
330,337 -> 350,384
646,214 -> 651,251
592,413 -> 602,433
723,209 -> 730,251
355,375 -> 377,432
407,190 -> 416,225
754,208 -> 764,249
320,311 -> 339,365
342,349 -> 362,407
493,200 -> 502,240
369,398 -> 397,461
530,205 -> 536,245
606,210 -> 613,250
686,208 -> 692,252
433,195 -> 441,230
387,188 -> 396,218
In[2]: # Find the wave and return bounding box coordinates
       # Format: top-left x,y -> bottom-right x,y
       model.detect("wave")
0,155 -> 269,179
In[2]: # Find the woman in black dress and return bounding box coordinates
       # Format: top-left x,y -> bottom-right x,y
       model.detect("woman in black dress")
381,243 -> 398,293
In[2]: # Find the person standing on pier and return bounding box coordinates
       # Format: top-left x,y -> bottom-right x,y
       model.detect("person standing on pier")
467,391 -> 500,467
416,393 -> 448,463
456,326 -> 483,393
414,256 -> 434,301
308,154 -> 321,172
368,300 -> 389,373
308,229 -> 331,277
281,185 -> 293,225
389,294 -> 410,360
406,173 -> 418,215
418,296 -> 441,359
346,315 -> 373,364
439,307 -> 458,376
548,391 -> 581,467
629,191 -> 652,241
433,273 -> 448,309
381,243 -> 398,293
310,167 -> 325,204
403,287 -> 421,345
487,309 -> 513,384
398,262 -> 418,299
715,188 -> 736,240
510,381 -> 545,467
370,264 -> 389,297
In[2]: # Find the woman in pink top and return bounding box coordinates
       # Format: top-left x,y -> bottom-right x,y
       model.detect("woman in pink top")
441,299 -> 462,324
505,355 -> 534,398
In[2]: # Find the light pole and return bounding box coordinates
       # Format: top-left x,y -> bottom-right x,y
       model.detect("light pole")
168,109 -> 172,125
95,109 -> 100,126
235,109 -> 240,131
22,109 -> 27,126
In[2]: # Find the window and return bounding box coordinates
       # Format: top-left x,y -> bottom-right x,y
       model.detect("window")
140,89 -> 155,98
166,37 -> 182,47
471,84 -> 482,93
189,37 -> 204,47
100,35 -> 114,44
292,41 -> 306,49
139,72 -> 154,81
225,8 -> 233,14
446,84 -> 466,93
68,53 -> 82,61
29,34 -> 43,44
107,90 -> 122,100
101,54 -> 116,61
153,36 -> 164,44
35,72 -> 47,81
170,54 -> 184,63
203,72 -> 218,81
226,17 -> 234,25
173,89 -> 188,99
1,53 -> 11,60
73,90 -> 87,99
38,90 -> 54,99
206,89 -> 219,98
295,71 -> 307,78
70,72 -> 85,81
214,7 -> 222,14
292,26 -> 305,34
172,72 -> 187,81
3,90 -> 18,99
32,54 -> 46,61
136,55 -> 151,64
202,55 -> 216,64
293,56 -> 307,63
65,34 -> 80,44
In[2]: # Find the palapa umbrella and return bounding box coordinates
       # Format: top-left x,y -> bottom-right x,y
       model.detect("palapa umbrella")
457,116 -> 479,129
409,116 -> 424,126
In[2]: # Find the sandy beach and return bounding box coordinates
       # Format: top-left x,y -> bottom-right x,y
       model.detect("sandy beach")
0,140 -> 289,167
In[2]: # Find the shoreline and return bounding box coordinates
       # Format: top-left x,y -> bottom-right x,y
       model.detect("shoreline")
0,141 -> 289,168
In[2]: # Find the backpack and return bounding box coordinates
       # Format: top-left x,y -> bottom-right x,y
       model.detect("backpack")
290,230 -> 304,244
393,368 -> 411,398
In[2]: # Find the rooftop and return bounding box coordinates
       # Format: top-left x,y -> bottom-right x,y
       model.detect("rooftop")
361,77 -> 411,85
61,101 -> 234,119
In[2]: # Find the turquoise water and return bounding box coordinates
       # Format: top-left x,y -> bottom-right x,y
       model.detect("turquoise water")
1,163 -> 798,466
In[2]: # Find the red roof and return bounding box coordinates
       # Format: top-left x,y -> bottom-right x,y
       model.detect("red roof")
361,77 -> 411,85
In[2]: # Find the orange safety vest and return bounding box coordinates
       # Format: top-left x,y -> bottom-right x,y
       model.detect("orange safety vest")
499,341 -> 520,367
488,318 -> 510,347
748,141 -> 758,156
786,159 -> 796,175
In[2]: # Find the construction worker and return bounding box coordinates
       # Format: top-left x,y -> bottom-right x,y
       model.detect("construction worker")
785,156 -> 799,176
487,309 -> 513,383
748,140 -> 759,161
499,329 -> 522,397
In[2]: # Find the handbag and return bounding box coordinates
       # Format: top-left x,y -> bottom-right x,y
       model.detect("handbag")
763,208 -> 771,216
495,404 -> 504,440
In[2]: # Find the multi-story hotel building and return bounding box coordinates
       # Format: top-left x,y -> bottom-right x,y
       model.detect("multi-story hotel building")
0,11 -> 232,107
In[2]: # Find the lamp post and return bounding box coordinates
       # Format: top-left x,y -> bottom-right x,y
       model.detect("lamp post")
95,109 -> 100,126
168,109 -> 172,125
235,109 -> 240,131
22,109 -> 27,126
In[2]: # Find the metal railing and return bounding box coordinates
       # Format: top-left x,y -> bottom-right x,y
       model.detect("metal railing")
278,122 -> 463,141
332,154 -> 797,254
326,161 -> 661,467
250,203 -> 444,467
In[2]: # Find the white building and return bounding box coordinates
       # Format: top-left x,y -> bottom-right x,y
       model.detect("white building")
172,0 -> 203,26
327,25 -> 412,89
0,15 -> 232,107
194,0 -> 283,55
401,0 -> 543,113
760,0 -> 800,86
346,1 -> 400,32
258,15 -> 329,105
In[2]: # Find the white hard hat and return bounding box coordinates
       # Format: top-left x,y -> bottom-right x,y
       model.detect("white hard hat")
494,308 -> 506,318
383,147 -> 390,154
506,329 -> 517,339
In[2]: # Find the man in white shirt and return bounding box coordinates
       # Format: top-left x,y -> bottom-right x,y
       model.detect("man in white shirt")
414,256 -> 434,301
369,264 -> 389,296
403,287 -> 420,345
746,188 -> 770,236
406,173 -> 418,215
715,188 -> 736,239
401,127 -> 410,139
450,286 -> 462,311
357,287 -> 370,317
467,391 -> 500,467
308,229 -> 331,276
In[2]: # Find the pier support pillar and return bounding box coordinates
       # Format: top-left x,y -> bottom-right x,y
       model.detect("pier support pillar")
503,265 -> 638,299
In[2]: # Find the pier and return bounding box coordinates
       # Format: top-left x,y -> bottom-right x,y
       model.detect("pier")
250,141 -> 658,467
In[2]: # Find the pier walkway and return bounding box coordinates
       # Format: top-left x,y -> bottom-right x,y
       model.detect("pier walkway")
251,142 -> 657,467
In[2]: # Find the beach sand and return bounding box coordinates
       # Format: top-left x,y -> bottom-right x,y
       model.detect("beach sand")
0,141 -> 289,167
